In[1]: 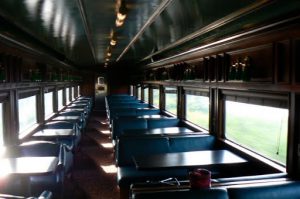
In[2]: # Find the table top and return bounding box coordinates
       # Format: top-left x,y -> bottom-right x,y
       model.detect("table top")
133,150 -> 247,170
135,115 -> 168,119
33,129 -> 74,137
123,127 -> 195,136
52,115 -> 81,121
65,108 -> 85,112
0,156 -> 58,175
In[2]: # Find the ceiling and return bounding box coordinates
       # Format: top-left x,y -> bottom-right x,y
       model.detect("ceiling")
0,0 -> 299,70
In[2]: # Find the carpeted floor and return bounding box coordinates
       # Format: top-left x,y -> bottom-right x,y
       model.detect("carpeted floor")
64,112 -> 119,199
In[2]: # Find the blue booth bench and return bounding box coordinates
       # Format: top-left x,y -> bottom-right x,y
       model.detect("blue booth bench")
116,133 -> 281,197
132,180 -> 300,199
108,102 -> 149,110
116,135 -> 224,191
112,117 -> 181,140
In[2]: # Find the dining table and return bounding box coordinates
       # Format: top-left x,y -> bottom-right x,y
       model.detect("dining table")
32,129 -> 75,138
133,150 -> 247,170
122,127 -> 198,136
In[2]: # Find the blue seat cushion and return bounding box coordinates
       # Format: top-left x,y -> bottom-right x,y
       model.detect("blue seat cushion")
147,118 -> 180,129
169,135 -> 216,152
133,188 -> 229,199
228,181 -> 300,199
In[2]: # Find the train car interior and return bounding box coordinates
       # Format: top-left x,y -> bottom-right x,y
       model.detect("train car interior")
0,1 -> 300,199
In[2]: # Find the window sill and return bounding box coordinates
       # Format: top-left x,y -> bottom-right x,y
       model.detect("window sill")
223,139 -> 286,173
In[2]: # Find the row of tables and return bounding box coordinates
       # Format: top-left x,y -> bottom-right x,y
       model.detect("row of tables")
0,96 -> 92,198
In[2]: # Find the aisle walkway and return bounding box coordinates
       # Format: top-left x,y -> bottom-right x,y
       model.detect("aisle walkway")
65,110 -> 119,198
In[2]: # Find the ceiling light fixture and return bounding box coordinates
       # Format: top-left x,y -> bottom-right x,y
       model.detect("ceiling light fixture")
115,0 -> 127,27
110,39 -> 117,46
117,12 -> 126,21
115,18 -> 124,27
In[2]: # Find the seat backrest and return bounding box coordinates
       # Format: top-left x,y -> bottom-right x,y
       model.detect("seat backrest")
116,136 -> 171,166
132,188 -> 229,199
169,135 -> 217,152
109,108 -> 137,121
112,118 -> 147,140
227,181 -> 300,199
147,118 -> 180,129
109,103 -> 149,109
136,108 -> 160,116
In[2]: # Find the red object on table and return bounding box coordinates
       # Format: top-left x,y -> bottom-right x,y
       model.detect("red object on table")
189,168 -> 211,188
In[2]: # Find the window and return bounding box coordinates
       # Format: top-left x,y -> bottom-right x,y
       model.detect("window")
152,88 -> 160,108
130,85 -> 134,96
165,87 -> 177,115
44,92 -> 53,118
0,104 -> 3,146
225,101 -> 288,165
71,87 -> 75,100
66,88 -> 70,104
143,87 -> 149,102
57,89 -> 63,110
18,95 -> 37,133
185,94 -> 209,129
137,87 -> 141,100
77,86 -> 80,97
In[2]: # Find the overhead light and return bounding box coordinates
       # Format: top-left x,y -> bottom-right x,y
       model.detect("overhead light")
107,52 -> 112,57
115,18 -> 124,27
117,12 -> 126,21
110,39 -> 117,46
105,58 -> 110,62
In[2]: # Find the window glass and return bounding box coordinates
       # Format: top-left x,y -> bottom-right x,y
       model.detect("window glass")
185,94 -> 209,129
44,92 -> 53,118
57,89 -> 63,110
0,104 -> 3,146
137,87 -> 141,100
152,88 -> 160,108
18,96 -> 37,133
66,88 -> 70,104
165,87 -> 177,115
225,101 -> 288,165
144,87 -> 149,102
77,86 -> 80,97
71,87 -> 74,100
130,85 -> 134,96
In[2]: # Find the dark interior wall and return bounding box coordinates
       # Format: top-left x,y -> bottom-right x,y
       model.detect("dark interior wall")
80,72 -> 96,98
106,63 -> 133,95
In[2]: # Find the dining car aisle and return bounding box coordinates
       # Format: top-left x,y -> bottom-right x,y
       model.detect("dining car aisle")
64,98 -> 119,198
